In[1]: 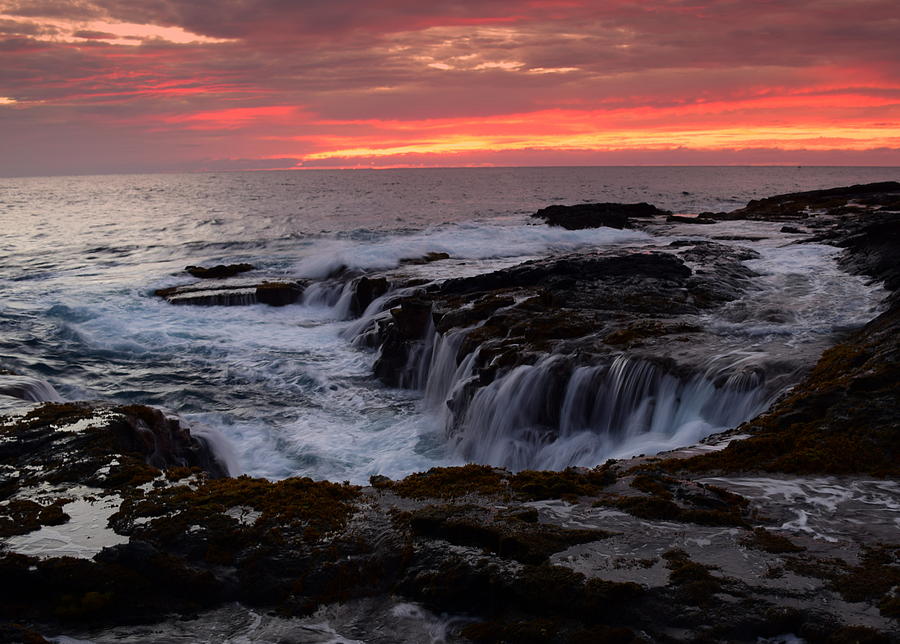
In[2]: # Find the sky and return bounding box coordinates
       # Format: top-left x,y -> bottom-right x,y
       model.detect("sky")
1,0 -> 899,176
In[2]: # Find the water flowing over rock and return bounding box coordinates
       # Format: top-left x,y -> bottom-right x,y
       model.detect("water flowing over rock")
154,279 -> 306,306
0,374 -> 63,403
361,243 -> 777,472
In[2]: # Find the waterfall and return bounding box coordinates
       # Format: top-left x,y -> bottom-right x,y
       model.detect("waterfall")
168,288 -> 258,306
0,375 -> 64,402
301,281 -> 355,318
396,316 -> 437,389
423,328 -> 470,408
423,351 -> 770,471
343,286 -> 425,346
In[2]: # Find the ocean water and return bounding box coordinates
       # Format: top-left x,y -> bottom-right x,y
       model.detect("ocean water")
0,167 -> 895,483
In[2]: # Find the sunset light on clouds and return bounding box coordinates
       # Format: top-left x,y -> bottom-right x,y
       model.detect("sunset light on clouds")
1,0 -> 899,175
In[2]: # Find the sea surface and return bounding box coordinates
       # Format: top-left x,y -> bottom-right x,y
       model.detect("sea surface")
1,167 -> 896,483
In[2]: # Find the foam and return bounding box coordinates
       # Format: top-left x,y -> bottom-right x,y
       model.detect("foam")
292,221 -> 650,278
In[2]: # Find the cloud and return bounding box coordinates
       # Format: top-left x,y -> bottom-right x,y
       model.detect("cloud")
0,0 -> 898,174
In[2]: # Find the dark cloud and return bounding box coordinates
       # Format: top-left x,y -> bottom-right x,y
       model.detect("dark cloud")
2,0 -> 105,20
72,29 -> 117,39
0,18 -> 57,35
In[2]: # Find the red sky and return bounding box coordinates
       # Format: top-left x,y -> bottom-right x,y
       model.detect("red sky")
1,0 -> 899,175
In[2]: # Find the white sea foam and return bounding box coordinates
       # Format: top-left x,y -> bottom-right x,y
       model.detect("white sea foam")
292,222 -> 650,278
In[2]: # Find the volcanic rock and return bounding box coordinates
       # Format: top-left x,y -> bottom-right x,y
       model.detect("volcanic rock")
154,279 -> 306,306
185,263 -> 255,279
712,181 -> 900,221
531,202 -> 670,230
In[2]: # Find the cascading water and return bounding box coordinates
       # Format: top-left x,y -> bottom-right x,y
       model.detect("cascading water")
340,283 -> 774,472
0,375 -> 64,403
301,280 -> 356,319
413,345 -> 772,471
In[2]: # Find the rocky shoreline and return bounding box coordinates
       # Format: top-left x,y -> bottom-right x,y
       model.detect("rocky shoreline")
1,182 -> 898,643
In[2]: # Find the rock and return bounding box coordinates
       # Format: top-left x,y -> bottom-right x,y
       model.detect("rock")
667,214 -> 717,224
372,298 -> 434,387
155,279 -> 306,306
0,403 -> 229,488
349,276 -> 390,317
780,225 -> 805,234
714,181 -> 900,221
255,281 -> 304,306
1,403 -> 898,639
531,202 -> 670,230
185,263 -> 255,279
437,251 -> 692,296
832,213 -> 900,298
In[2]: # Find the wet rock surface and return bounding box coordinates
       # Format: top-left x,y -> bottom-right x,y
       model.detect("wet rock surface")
0,418 -> 896,641
532,202 -> 671,229
154,278 -> 307,306
2,183 -> 900,642
708,181 -> 900,222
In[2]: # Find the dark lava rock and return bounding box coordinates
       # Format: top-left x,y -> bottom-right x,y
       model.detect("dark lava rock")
437,251 -> 691,296
714,181 -> 900,221
0,403 -> 229,494
531,202 -> 670,230
828,212 -> 900,300
255,281 -> 304,307
667,214 -> 718,224
155,279 -> 306,306
185,263 -> 255,279
1,403 -> 896,640
371,245 -> 755,385
349,276 -> 391,317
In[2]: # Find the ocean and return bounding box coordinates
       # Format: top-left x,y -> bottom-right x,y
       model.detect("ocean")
1,166 -> 896,484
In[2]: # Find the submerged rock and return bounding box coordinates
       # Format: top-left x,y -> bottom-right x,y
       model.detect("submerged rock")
400,251 -> 451,265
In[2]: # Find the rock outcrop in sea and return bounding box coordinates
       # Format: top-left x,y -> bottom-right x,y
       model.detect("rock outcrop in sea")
1,182 -> 898,643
